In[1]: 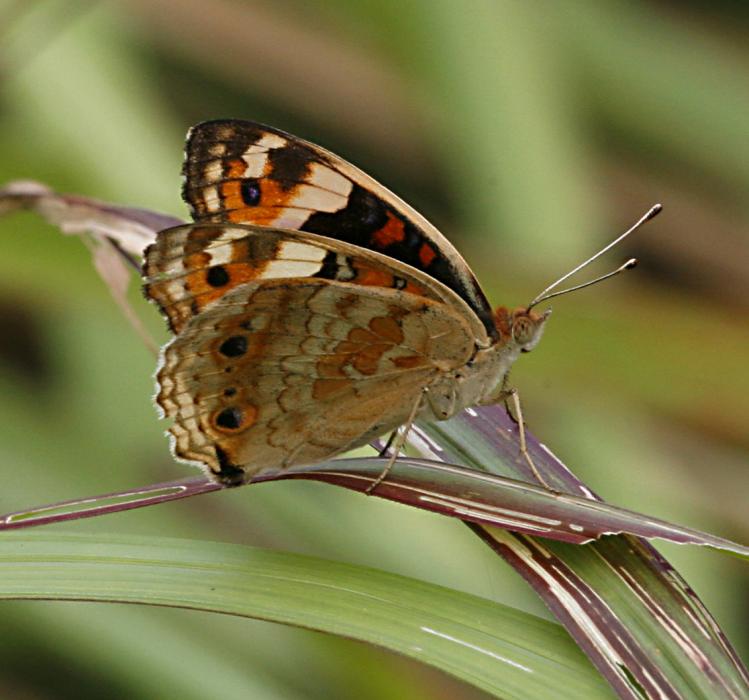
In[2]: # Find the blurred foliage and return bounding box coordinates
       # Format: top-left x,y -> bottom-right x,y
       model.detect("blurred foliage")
0,1 -> 746,698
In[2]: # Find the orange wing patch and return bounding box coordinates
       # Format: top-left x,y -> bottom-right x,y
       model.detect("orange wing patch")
371,210 -> 406,248
312,377 -> 353,400
392,355 -> 427,370
223,177 -> 299,221
314,312 -> 408,379
368,315 -> 404,344
350,259 -> 430,297
419,242 -> 437,267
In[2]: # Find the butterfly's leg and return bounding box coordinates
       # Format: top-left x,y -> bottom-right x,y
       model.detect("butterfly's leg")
378,430 -> 398,458
505,388 -> 553,490
366,389 -> 425,495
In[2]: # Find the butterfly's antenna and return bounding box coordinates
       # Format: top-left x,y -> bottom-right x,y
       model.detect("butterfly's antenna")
529,258 -> 638,308
527,203 -> 661,311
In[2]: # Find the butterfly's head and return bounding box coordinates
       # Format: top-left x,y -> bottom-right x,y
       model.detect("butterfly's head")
493,306 -> 551,353
495,204 -> 664,357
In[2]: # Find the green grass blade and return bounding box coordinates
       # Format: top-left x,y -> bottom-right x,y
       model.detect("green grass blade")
0,531 -> 615,700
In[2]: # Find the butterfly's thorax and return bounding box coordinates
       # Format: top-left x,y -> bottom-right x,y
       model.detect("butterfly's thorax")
422,337 -> 523,421
422,305 -> 550,422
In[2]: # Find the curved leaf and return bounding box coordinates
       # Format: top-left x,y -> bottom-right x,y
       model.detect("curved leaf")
0,531 -> 614,700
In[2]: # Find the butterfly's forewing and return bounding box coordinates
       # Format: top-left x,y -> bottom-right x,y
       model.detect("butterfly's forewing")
143,224 -> 490,345
157,279 -> 475,483
182,120 -> 499,342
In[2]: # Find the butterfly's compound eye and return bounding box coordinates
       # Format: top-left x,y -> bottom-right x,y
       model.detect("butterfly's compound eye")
512,316 -> 534,346
511,308 -> 550,351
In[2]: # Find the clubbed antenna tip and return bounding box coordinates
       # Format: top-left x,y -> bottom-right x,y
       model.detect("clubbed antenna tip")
527,205 -> 660,311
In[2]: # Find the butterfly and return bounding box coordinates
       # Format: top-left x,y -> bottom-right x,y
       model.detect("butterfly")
143,120 -> 652,488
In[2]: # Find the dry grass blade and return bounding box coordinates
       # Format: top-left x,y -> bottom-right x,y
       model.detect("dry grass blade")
0,180 -> 183,354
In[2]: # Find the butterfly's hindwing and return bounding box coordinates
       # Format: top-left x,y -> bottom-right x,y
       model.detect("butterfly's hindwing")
182,120 -> 498,341
157,279 -> 475,482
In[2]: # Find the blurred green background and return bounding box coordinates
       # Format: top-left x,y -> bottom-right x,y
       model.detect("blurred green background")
0,1 -> 747,698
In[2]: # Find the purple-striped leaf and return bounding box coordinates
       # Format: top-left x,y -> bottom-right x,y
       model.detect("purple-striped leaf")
2,448 -> 747,557
413,405 -> 749,700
